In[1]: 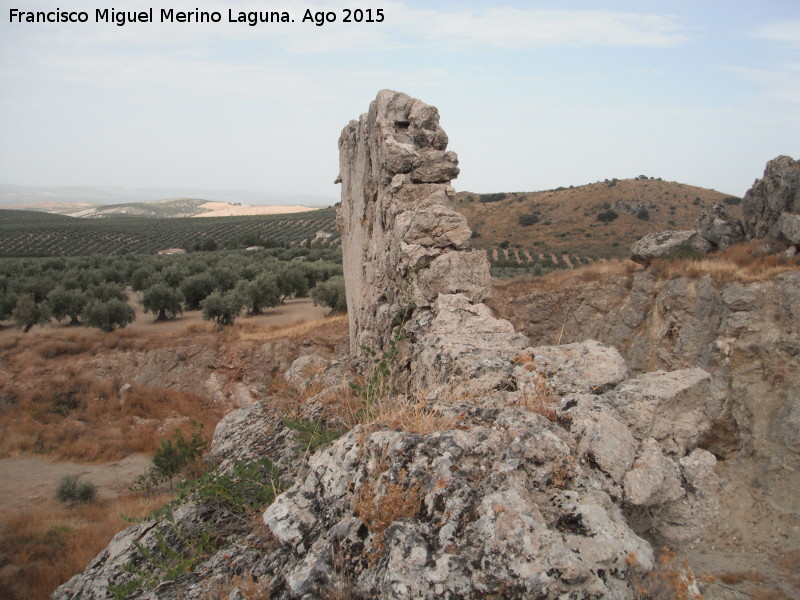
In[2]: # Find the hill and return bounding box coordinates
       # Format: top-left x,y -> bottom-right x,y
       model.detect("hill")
0,207 -> 339,257
61,198 -> 317,219
0,183 -> 335,211
454,177 -> 741,262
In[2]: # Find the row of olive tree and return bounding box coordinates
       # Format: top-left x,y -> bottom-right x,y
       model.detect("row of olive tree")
0,247 -> 343,332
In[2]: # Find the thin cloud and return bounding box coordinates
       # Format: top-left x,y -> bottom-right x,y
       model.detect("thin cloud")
752,20 -> 800,48
392,7 -> 692,50
729,64 -> 800,105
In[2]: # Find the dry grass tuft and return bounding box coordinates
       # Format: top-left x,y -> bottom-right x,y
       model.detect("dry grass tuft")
631,548 -> 705,600
0,492 -> 173,600
718,571 -> 767,585
202,573 -> 271,600
354,468 -> 422,560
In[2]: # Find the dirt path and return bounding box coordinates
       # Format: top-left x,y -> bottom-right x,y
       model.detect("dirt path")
0,454 -> 152,511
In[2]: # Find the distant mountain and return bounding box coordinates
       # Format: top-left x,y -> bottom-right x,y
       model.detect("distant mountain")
0,184 -> 336,212
454,177 -> 741,260
49,198 -> 317,219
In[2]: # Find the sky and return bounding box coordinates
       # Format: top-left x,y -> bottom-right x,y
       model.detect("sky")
0,0 -> 798,205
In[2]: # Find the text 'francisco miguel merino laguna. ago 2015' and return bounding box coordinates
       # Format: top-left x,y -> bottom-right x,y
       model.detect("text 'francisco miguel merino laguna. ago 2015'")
7,7 -> 386,27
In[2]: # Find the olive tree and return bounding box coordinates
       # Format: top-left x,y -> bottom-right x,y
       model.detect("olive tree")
141,283 -> 184,321
201,291 -> 244,327
12,293 -> 50,332
84,299 -> 135,332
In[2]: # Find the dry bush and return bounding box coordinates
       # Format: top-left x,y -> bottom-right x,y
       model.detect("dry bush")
354,468 -> 422,559
0,492 -> 173,600
511,354 -> 559,421
630,548 -> 710,600
202,573 -> 271,600
718,571 -> 766,585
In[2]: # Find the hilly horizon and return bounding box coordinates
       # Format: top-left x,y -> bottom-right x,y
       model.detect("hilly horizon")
455,176 -> 741,260
0,183 -> 336,213
0,177 -> 742,261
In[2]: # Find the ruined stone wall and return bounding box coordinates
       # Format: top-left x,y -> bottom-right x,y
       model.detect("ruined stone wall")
336,89 -> 470,369
336,90 -> 527,396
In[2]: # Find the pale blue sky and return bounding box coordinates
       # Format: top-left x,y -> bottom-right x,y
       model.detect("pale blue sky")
1,0 -> 798,203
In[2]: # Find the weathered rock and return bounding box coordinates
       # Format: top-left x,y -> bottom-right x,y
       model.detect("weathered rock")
630,230 -> 711,263
515,339 -> 628,396
742,155 -> 800,239
695,203 -> 744,249
778,211 -> 800,245
599,367 -> 712,455
263,411 -> 655,599
623,438 -> 684,506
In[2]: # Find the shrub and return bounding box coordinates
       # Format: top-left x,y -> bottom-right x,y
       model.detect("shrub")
636,207 -> 650,221
133,422 -> 208,492
518,213 -> 539,227
55,475 -> 97,506
596,209 -> 619,223
724,196 -> 742,205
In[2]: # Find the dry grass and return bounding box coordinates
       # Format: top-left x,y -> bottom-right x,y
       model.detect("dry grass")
649,240 -> 800,283
0,491 -> 174,600
489,259 -> 640,317
237,314 -> 347,344
354,468 -> 422,560
631,548 -> 707,600
718,571 -> 767,585
0,374 -> 224,461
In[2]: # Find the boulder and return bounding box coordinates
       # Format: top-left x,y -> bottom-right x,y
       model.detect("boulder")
742,155 -> 800,239
630,230 -> 711,264
695,203 -> 744,249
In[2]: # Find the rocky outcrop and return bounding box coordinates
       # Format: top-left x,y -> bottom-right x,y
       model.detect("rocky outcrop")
631,155 -> 800,262
742,155 -> 800,240
492,269 -> 800,549
695,204 -> 744,250
53,91 -> 726,600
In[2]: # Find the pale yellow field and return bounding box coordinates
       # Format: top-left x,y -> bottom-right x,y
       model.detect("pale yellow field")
194,201 -> 318,217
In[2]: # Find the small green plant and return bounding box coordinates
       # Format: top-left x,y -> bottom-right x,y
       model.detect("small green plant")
665,246 -> 705,261
114,457 -> 286,598
352,293 -> 414,422
109,510 -> 218,599
284,418 -> 347,453
55,475 -> 97,506
132,421 -> 207,493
